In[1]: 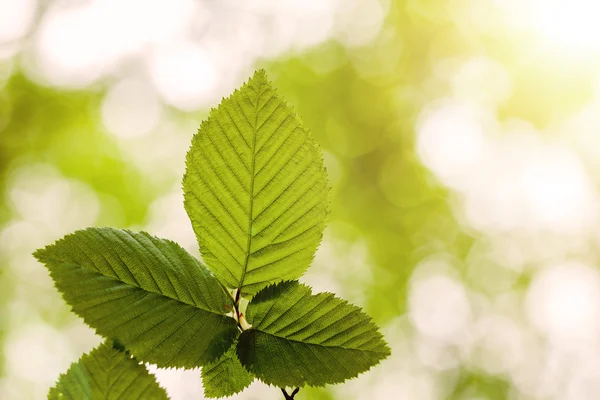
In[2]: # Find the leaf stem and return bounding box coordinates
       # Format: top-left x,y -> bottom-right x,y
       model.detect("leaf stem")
234,287 -> 242,306
232,288 -> 248,332
280,387 -> 300,399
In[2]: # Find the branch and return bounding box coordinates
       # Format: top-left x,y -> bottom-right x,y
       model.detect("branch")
281,387 -> 300,399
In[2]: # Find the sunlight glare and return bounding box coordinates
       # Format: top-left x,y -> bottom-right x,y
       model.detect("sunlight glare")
409,272 -> 472,343
32,0 -> 197,87
416,101 -> 488,189
0,0 -> 37,43
530,0 -> 600,53
526,262 -> 600,345
149,42 -> 220,110
8,165 -> 99,234
522,146 -> 597,234
101,78 -> 163,139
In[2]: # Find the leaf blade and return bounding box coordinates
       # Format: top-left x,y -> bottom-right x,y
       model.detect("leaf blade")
34,228 -> 237,368
201,342 -> 254,398
48,340 -> 169,400
236,281 -> 390,387
183,70 -> 330,296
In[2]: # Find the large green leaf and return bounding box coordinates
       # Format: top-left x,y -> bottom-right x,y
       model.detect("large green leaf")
183,69 -> 330,296
34,228 -> 237,368
201,342 -> 254,398
48,340 -> 169,400
236,281 -> 390,387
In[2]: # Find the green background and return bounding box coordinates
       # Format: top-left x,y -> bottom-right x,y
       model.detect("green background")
2,0 -> 600,399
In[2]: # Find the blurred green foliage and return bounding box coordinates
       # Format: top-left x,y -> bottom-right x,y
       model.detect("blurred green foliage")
3,0 -> 600,399
1,75 -> 153,226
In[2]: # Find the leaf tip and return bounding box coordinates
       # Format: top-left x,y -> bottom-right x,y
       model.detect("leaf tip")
246,69 -> 271,91
33,243 -> 55,264
253,68 -> 268,80
32,247 -> 46,262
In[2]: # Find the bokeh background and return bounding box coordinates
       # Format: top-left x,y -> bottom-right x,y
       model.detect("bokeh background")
2,0 -> 600,399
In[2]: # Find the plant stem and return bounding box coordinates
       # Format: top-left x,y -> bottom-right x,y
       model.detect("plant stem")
233,288 -> 242,331
228,290 -> 300,400
232,288 -> 249,332
280,387 -> 300,399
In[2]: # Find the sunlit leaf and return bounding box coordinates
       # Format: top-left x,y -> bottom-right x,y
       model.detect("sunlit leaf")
48,340 -> 169,400
237,281 -> 390,387
201,342 -> 254,398
183,69 -> 330,296
34,228 -> 237,368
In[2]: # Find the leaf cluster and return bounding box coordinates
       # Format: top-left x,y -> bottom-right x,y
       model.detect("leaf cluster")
34,70 -> 390,399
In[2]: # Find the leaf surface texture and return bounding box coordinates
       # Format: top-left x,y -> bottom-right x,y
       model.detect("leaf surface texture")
183,70 -> 330,296
48,340 -> 169,400
236,281 -> 390,387
201,342 -> 254,398
35,228 -> 237,368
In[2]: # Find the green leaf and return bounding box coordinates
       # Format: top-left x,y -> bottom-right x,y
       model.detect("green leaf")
183,69 -> 330,296
34,228 -> 237,368
236,281 -> 390,387
201,342 -> 254,398
48,340 -> 169,400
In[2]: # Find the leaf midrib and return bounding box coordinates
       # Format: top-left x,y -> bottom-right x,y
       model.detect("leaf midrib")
44,255 -> 230,317
248,329 -> 388,355
238,84 -> 263,292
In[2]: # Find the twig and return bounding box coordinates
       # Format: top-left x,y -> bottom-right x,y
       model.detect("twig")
232,288 -> 244,332
281,387 -> 300,399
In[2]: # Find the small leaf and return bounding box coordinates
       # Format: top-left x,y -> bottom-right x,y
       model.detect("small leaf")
183,69 -> 330,296
48,340 -> 169,400
34,228 -> 238,368
237,281 -> 390,387
201,342 -> 254,398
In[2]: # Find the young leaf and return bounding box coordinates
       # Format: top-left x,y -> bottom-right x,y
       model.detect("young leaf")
48,340 -> 169,400
183,69 -> 330,296
236,281 -> 390,387
201,342 -> 254,398
34,228 -> 237,368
